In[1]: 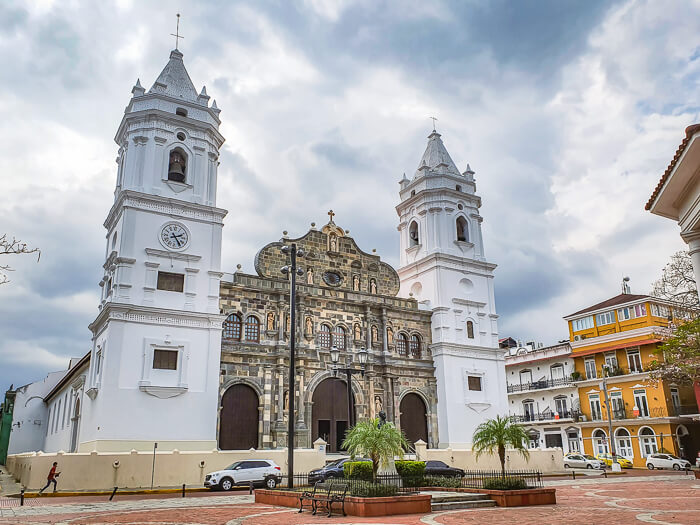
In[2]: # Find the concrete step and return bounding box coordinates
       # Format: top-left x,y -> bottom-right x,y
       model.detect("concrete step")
431,493 -> 492,503
431,499 -> 496,511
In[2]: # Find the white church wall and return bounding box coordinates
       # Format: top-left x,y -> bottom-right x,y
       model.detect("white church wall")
43,363 -> 88,454
7,371 -> 64,455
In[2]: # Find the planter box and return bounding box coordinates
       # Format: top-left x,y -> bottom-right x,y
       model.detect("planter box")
417,486 -> 556,507
255,489 -> 431,517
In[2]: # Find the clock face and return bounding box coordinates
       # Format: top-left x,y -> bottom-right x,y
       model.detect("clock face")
160,222 -> 190,250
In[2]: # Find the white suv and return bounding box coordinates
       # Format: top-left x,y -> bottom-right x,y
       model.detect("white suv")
205,460 -> 282,490
646,453 -> 692,471
563,453 -> 605,469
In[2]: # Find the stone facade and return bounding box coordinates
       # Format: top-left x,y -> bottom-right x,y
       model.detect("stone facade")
218,220 -> 438,450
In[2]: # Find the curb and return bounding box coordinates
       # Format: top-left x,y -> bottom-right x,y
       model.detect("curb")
7,487 -> 247,499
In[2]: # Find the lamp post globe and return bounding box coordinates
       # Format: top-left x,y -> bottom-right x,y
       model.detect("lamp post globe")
330,345 -> 340,364
357,346 -> 368,366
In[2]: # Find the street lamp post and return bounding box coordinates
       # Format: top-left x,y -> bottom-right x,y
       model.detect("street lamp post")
601,364 -> 621,472
280,243 -> 304,488
330,346 -> 369,427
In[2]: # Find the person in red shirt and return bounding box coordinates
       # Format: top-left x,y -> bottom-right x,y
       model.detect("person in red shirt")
39,462 -> 60,494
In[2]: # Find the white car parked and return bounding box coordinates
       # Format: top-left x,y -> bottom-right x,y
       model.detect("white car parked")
204,459 -> 282,490
563,453 -> 605,469
645,453 -> 692,471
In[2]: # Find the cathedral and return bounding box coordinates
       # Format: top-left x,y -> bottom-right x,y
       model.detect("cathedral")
39,47 -> 507,455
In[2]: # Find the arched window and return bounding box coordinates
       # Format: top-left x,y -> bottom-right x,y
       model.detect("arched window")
466,320 -> 475,339
456,184 -> 462,192
333,325 -> 346,350
168,147 -> 187,183
409,221 -> 419,246
615,428 -> 633,458
456,217 -> 468,242
245,316 -> 260,343
319,324 -> 331,349
396,333 -> 409,356
223,314 -> 242,341
593,429 -> 609,454
409,334 -> 421,358
639,427 -> 658,457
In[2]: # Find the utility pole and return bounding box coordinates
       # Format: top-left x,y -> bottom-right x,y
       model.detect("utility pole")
601,365 -> 621,472
281,243 -> 304,488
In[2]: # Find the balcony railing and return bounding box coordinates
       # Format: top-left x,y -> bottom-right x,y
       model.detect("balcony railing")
507,377 -> 573,393
585,404 -> 699,421
511,409 -> 581,423
583,364 -> 647,381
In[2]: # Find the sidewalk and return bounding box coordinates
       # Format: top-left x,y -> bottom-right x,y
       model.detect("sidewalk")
0,467 -> 22,497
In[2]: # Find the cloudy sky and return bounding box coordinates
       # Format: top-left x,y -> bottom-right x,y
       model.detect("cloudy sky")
1,0 -> 698,391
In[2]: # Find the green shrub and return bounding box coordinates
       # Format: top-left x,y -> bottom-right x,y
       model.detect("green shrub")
344,461 -> 373,481
423,475 -> 461,488
483,477 -> 527,490
395,460 -> 426,478
350,481 -> 399,498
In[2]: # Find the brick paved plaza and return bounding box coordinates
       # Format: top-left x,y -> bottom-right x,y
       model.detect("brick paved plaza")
0,473 -> 697,524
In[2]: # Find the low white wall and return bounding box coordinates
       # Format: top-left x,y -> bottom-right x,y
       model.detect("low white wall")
6,448 -> 327,491
415,442 -> 564,472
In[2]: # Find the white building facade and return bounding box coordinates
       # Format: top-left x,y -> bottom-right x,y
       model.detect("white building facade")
396,130 -> 507,448
505,342 -> 582,454
7,370 -> 65,455
77,49 -> 228,452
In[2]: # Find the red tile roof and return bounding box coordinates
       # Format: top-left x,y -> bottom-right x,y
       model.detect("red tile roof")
645,124 -> 700,211
566,293 -> 649,318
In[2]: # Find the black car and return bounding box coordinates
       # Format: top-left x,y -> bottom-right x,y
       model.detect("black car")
308,457 -> 371,484
424,460 -> 464,477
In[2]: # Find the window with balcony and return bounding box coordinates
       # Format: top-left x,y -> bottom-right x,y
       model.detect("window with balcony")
554,396 -> 568,417
520,369 -> 532,385
589,394 -> 602,420
551,364 -> 565,380
634,389 -> 649,417
610,391 -> 624,418
627,349 -> 643,373
585,359 -> 597,379
572,316 -> 594,331
604,352 -> 618,371
522,400 -> 535,421
595,311 -> 615,326
616,304 -> 646,321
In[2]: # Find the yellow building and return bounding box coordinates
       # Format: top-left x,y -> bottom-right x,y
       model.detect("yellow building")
564,290 -> 700,467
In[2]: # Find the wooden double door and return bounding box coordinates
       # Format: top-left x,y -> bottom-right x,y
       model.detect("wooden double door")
312,378 -> 353,452
219,384 -> 259,450
399,393 -> 428,446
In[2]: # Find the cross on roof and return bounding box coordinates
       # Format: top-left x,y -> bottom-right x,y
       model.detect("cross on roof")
170,13 -> 184,50
429,116 -> 438,132
328,209 -> 335,222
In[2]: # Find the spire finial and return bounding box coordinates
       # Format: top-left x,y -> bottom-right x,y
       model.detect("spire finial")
170,13 -> 184,50
328,209 -> 335,222
429,116 -> 438,132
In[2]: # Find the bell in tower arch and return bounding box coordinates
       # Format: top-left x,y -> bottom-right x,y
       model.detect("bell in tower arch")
168,148 -> 187,183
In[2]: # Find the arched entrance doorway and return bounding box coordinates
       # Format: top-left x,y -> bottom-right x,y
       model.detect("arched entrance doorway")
219,384 -> 259,450
399,393 -> 428,446
312,378 -> 353,453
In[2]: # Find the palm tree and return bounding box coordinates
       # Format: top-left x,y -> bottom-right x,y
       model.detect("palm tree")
472,415 -> 530,474
342,418 -> 409,481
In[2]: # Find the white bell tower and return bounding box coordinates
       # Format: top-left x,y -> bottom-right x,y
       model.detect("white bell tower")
396,129 -> 507,448
79,49 -> 227,452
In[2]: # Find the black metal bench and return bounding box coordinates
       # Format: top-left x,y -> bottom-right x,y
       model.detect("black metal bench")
312,481 -> 348,517
298,481 -> 325,514
298,480 -> 348,517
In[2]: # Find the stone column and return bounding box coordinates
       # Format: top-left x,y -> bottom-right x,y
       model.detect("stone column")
262,366 -> 273,448
275,364 -> 285,426
381,308 -> 389,355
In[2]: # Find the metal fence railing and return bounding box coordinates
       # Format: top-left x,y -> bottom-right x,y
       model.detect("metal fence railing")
277,469 -> 543,494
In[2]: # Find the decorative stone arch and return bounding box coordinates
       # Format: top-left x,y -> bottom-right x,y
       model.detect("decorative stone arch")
220,376 -> 264,399
164,141 -> 194,184
455,213 -> 470,242
397,388 -> 431,448
304,370 -> 366,409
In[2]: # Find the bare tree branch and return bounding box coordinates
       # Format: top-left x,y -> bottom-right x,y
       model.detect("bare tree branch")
0,233 -> 40,285
651,251 -> 699,310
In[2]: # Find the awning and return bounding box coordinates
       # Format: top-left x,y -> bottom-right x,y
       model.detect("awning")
571,338 -> 662,357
